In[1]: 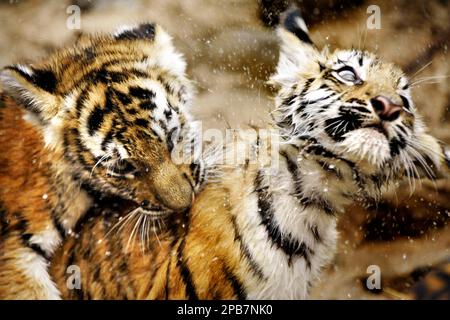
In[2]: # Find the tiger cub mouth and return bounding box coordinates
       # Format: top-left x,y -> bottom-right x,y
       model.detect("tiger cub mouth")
364,123 -> 388,137
138,200 -> 174,218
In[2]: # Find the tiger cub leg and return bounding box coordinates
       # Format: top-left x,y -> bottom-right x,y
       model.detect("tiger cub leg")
0,226 -> 60,300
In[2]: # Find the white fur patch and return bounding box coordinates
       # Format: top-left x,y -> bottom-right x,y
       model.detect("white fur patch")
29,225 -> 62,256
113,24 -> 135,38
445,148 -> 450,163
339,128 -> 390,167
152,27 -> 187,77
16,249 -> 61,300
16,64 -> 34,76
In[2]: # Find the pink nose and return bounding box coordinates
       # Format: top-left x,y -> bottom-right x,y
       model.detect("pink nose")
370,95 -> 403,121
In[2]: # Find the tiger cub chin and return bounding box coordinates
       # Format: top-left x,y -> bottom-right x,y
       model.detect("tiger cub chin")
0,23 -> 205,299
50,8 -> 450,300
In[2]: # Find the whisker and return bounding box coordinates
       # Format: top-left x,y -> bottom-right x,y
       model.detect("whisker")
104,207 -> 139,240
90,153 -> 111,179
408,61 -> 433,80
140,215 -> 148,254
126,213 -> 143,252
153,219 -> 162,248
409,75 -> 450,87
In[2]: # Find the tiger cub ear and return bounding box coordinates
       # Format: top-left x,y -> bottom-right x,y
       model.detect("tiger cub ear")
113,23 -> 187,78
278,7 -> 320,59
113,23 -> 156,41
0,64 -> 59,122
273,7 -> 321,86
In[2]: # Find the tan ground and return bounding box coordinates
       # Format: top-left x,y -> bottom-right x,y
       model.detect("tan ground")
0,0 -> 448,299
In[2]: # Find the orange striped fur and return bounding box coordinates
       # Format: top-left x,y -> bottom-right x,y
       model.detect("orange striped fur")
0,23 -> 204,299
49,8 -> 450,300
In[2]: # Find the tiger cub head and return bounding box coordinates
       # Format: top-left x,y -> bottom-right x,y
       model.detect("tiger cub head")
272,8 -> 449,183
1,23 -> 203,215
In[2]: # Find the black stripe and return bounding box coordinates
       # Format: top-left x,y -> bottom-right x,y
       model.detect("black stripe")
294,79 -> 320,113
299,196 -> 334,215
164,238 -> 180,300
164,256 -> 172,299
101,217 -> 125,297
75,85 -> 90,118
255,170 -> 313,267
126,108 -> 139,115
101,123 -> 115,151
0,94 -> 6,111
283,95 -> 297,106
310,225 -> 322,243
190,163 -> 200,186
14,213 -> 51,259
166,127 -> 176,153
324,73 -> 342,85
134,118 -> 149,127
347,98 -> 366,105
222,264 -> 247,300
95,69 -> 127,84
104,90 -> 117,112
195,162 -> 207,189
129,86 -> 156,100
82,64 -> 147,86
229,214 -> 265,281
113,89 -> 132,105
158,119 -> 168,134
71,61 -> 149,104
278,79 -> 315,130
6,66 -> 57,93
66,250 -> 84,300
301,78 -> 314,94
139,100 -> 157,110
400,95 -> 411,110
351,106 -> 371,114
304,140 -> 368,193
177,237 -> 198,299
176,211 -> 198,300
303,93 -> 336,107
397,124 -> 408,135
50,209 -> 67,240
87,105 -> 105,135
70,127 -> 94,169
21,233 -> 49,259
281,151 -> 303,196
113,219 -> 135,299
389,136 -> 407,157
324,112 -> 363,142
0,203 -> 9,239
147,237 -> 164,295
0,208 -> 53,258
281,151 -> 335,215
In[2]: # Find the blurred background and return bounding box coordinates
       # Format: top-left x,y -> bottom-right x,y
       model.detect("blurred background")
1,0 -> 449,299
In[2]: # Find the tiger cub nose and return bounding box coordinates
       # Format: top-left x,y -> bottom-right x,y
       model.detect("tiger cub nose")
370,95 -> 403,122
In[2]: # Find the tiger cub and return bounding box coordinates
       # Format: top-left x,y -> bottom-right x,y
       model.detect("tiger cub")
0,23 -> 204,299
50,8 -> 450,299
